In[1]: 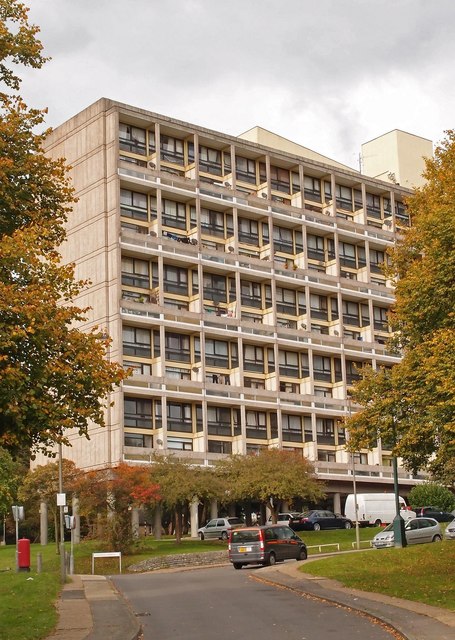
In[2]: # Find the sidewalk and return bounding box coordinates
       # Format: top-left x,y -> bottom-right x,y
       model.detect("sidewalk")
45,574 -> 140,640
46,562 -> 455,640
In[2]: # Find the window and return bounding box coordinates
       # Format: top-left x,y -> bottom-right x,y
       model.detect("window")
310,294 -> 328,320
238,218 -> 259,244
124,433 -> 153,448
160,135 -> 184,164
119,123 -> 146,155
124,397 -> 152,429
241,281 -> 262,308
318,450 -> 336,462
199,146 -> 222,175
273,226 -> 293,253
123,327 -> 151,357
373,306 -> 389,331
243,345 -> 265,372
366,193 -> 382,218
203,273 -> 227,301
207,406 -> 236,436
342,300 -> 360,326
304,176 -> 321,202
121,257 -> 150,289
279,350 -> 299,377
165,333 -> 191,362
162,199 -> 187,229
307,234 -> 325,261
316,418 -> 335,444
313,355 -> 332,382
370,249 -> 385,273
270,165 -> 291,193
204,339 -> 230,367
120,189 -> 148,221
282,414 -> 303,442
163,265 -> 188,294
346,360 -> 361,384
236,156 -> 256,184
167,437 -> 193,450
275,287 -> 297,314
246,411 -> 267,439
335,184 -> 353,211
208,440 -> 232,454
339,242 -> 357,268
167,402 -> 193,432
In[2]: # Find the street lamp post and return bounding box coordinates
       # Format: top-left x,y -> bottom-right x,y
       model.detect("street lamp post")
392,454 -> 407,547
391,417 -> 406,548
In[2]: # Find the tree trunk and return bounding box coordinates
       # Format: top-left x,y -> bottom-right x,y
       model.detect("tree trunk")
174,506 -> 182,543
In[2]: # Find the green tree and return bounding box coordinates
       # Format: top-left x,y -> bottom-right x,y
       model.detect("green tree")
348,132 -> 455,481
18,459 -> 83,546
149,454 -> 222,543
218,449 -> 324,522
0,1 -> 127,455
0,446 -> 21,528
408,483 -> 455,513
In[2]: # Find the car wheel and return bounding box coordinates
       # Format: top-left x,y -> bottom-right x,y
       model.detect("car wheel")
267,552 -> 276,566
432,535 -> 442,542
374,519 -> 382,527
233,563 -> 244,570
296,547 -> 307,561
344,521 -> 352,529
221,531 -> 229,541
313,523 -> 321,531
198,532 -> 204,540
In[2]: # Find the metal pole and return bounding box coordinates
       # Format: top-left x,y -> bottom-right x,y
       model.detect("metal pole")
347,397 -> 360,550
15,516 -> 19,572
58,443 -> 66,583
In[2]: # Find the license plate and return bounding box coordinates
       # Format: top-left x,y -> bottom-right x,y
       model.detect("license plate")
238,546 -> 252,553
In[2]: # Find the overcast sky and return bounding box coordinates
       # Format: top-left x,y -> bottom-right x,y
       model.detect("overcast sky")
20,0 -> 455,169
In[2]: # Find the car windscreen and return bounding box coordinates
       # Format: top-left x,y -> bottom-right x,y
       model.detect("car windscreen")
382,523 -> 394,532
231,529 -> 260,543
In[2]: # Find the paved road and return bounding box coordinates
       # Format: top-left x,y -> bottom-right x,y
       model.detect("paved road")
113,565 -> 399,640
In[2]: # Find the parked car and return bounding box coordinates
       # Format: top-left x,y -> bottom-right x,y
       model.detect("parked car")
198,517 -> 244,540
299,510 -> 353,531
444,519 -> 455,540
372,517 -> 442,548
229,524 -> 307,569
267,512 -> 303,529
413,506 -> 455,522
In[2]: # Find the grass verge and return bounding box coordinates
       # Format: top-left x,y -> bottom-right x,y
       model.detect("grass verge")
301,540 -> 455,610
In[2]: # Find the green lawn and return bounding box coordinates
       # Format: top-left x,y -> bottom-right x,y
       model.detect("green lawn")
302,540 -> 455,611
0,529 -> 453,640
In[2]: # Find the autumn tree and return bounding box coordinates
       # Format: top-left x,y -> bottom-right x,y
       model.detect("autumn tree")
348,132 -> 455,481
217,449 -> 325,523
73,463 -> 161,552
0,1 -> 127,456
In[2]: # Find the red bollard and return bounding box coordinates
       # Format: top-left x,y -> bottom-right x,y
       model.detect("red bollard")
18,538 -> 31,572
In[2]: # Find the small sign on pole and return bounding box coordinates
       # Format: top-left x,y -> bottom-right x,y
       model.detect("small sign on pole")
57,493 -> 66,507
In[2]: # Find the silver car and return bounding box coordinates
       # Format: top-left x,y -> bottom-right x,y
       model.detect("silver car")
198,517 -> 244,540
372,517 -> 442,549
444,520 -> 455,540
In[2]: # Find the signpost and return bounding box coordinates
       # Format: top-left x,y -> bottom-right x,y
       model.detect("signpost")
12,505 -> 24,572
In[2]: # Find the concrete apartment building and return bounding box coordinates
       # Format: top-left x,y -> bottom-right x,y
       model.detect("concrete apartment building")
41,98 -> 429,513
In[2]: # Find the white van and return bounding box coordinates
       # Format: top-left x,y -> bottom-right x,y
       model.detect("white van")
344,493 -> 416,526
